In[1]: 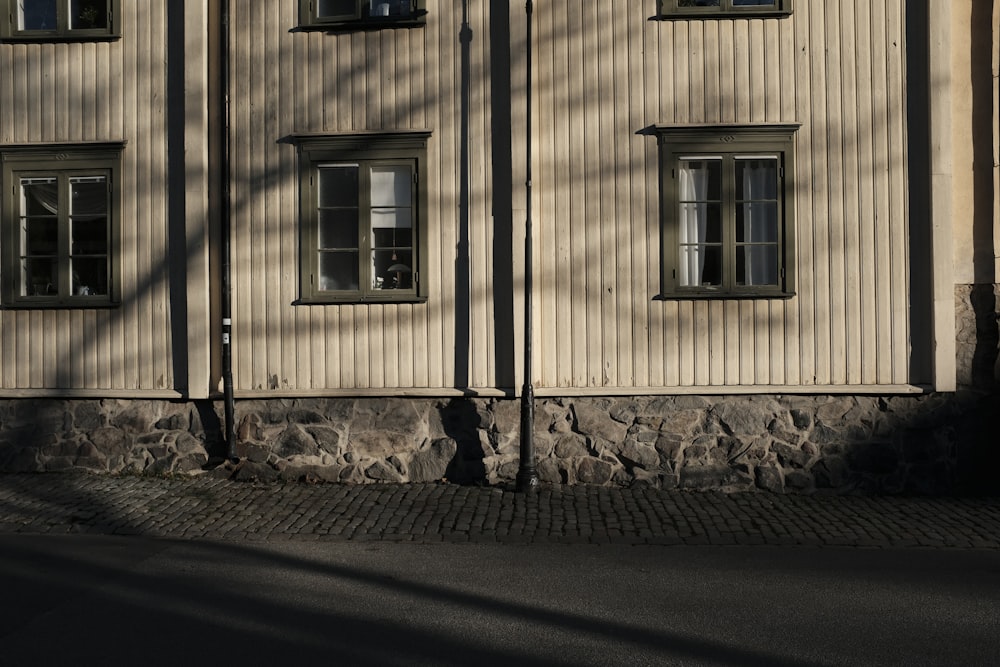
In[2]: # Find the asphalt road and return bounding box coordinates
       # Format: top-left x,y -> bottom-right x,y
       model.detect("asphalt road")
1,536 -> 997,666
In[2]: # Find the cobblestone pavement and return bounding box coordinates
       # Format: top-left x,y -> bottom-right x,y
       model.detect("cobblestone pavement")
0,473 -> 998,548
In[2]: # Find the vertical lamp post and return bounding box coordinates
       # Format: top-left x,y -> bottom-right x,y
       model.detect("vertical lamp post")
516,0 -> 539,492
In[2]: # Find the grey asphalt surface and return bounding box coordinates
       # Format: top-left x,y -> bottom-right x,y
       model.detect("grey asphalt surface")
1,474 -> 999,666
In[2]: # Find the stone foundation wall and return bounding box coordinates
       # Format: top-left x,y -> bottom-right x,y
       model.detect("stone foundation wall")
2,391 -> 997,494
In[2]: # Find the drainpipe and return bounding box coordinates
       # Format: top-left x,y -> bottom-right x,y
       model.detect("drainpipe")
220,0 -> 236,457
516,0 -> 539,492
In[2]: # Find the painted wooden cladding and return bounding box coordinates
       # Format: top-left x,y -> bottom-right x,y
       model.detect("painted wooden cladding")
0,2 -> 176,393
227,2 -> 499,392
0,0 -> 918,396
226,0 -> 914,394
525,0 -> 912,391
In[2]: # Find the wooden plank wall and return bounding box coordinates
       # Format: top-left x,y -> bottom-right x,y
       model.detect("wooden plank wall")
0,2 -> 175,393
228,2 -> 498,393
528,0 -> 912,390
0,0 -> 916,396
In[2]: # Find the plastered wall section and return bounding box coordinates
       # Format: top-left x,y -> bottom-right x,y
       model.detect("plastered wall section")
951,0 -> 1000,284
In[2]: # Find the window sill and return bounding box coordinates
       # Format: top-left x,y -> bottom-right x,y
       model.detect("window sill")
651,11 -> 792,21
655,290 -> 795,301
2,299 -> 120,310
293,18 -> 425,33
1,33 -> 121,43
295,295 -> 428,306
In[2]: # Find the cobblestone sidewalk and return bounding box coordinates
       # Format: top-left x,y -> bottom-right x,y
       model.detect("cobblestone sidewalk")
0,473 -> 998,548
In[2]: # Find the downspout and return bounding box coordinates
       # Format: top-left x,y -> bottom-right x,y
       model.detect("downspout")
516,0 -> 539,492
220,0 -> 236,457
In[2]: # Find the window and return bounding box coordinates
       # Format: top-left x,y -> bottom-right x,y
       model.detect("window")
298,0 -> 425,30
651,125 -> 797,299
1,143 -> 122,308
656,0 -> 792,19
1,0 -> 120,40
292,131 -> 430,304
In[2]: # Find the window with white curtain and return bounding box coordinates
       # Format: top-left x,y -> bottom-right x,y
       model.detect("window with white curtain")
298,0 -> 425,29
656,0 -> 792,18
1,143 -> 122,307
652,125 -> 797,298
2,0 -> 120,40
293,131 -> 430,304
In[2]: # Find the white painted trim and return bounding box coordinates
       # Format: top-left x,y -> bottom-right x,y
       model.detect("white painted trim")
0,390 -> 186,399
229,384 -> 929,399
185,0 -> 212,399
929,0 -> 957,391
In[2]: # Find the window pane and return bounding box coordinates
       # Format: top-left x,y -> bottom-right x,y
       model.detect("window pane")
319,210 -> 359,249
370,165 -> 411,207
736,246 -> 779,286
679,202 -> 721,246
678,159 -> 722,202
317,0 -> 358,18
24,218 -> 58,256
71,217 -> 108,254
371,207 -> 412,232
373,249 -> 412,290
679,0 -> 722,7
319,166 -> 359,208
679,245 -> 722,287
18,0 -> 57,30
70,176 -> 108,215
733,0 -> 775,6
21,178 -> 59,216
72,257 -> 107,295
319,251 -> 359,291
736,158 -> 778,201
368,0 -> 414,17
23,257 -> 57,296
373,227 -> 412,249
70,0 -> 108,29
736,203 -> 778,243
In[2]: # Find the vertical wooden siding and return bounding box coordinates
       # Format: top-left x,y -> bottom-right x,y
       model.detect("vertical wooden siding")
529,0 -> 912,390
0,3 -> 174,392
228,2 -> 499,392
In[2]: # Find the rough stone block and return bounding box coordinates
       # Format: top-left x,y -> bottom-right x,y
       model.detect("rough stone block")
554,434 -> 589,458
783,470 -> 814,491
572,400 -> 628,444
306,426 -> 341,456
711,400 -> 776,436
409,437 -> 457,482
365,459 -> 404,482
679,463 -> 753,490
755,465 -> 784,493
812,457 -> 849,489
772,441 -> 810,469
575,457 -> 615,485
275,426 -> 321,458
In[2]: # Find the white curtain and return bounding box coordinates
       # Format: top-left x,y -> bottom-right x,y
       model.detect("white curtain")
20,178 -> 58,214
678,163 -> 709,287
740,159 -> 777,286
20,176 -> 107,217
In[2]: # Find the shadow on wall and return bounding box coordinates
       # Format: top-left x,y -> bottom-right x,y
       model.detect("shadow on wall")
440,397 -> 488,485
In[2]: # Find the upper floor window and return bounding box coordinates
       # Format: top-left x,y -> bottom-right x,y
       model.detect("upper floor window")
656,0 -> 792,19
1,0 -> 120,40
298,0 -> 426,30
1,143 -> 123,308
650,125 -> 797,299
292,131 -> 430,304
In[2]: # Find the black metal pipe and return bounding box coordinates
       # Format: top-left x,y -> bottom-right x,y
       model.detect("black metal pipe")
220,0 -> 236,458
516,0 -> 539,493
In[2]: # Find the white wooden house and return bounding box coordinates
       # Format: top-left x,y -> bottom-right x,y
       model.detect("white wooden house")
0,1 -> 997,492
